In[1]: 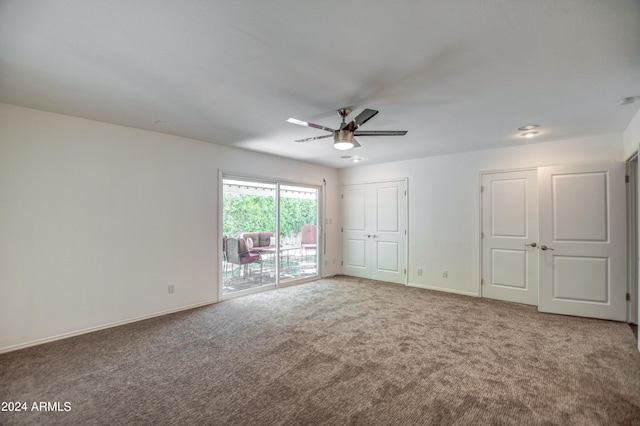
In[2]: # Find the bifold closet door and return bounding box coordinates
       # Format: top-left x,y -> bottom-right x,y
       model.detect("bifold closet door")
342,180 -> 407,285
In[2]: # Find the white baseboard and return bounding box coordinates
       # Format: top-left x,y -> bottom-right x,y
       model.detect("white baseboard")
407,282 -> 480,298
0,300 -> 218,354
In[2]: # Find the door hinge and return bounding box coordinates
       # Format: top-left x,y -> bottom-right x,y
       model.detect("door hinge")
404,269 -> 406,274
405,229 -> 407,235
404,190 -> 407,196
341,227 -> 343,232
625,175 -> 630,183
341,261 -> 343,266
626,292 -> 631,301
341,194 -> 344,199
481,185 -> 484,192
481,278 -> 484,285
481,232 -> 484,239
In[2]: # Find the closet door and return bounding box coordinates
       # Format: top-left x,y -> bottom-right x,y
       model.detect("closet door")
371,181 -> 407,284
343,184 -> 372,279
342,180 -> 407,285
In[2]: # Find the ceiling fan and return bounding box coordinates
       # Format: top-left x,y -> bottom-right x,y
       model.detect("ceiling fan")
287,108 -> 407,150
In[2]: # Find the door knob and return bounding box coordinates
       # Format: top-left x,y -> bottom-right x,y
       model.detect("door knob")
540,245 -> 554,251
525,242 -> 537,247
364,234 -> 371,238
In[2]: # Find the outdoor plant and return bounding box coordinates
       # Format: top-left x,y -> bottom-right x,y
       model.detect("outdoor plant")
223,193 -> 316,237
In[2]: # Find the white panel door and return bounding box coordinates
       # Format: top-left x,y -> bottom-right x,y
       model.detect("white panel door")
481,170 -> 539,305
343,184 -> 371,279
342,180 -> 407,285
538,162 -> 626,321
371,181 -> 407,284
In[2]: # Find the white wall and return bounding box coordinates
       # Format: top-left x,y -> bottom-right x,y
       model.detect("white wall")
0,104 -> 341,352
340,134 -> 624,296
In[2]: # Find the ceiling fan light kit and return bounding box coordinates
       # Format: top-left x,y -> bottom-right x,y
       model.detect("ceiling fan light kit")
334,129 -> 355,150
288,107 -> 407,151
334,141 -> 355,150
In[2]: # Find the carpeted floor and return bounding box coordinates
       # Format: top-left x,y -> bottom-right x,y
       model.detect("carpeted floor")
1,276 -> 640,425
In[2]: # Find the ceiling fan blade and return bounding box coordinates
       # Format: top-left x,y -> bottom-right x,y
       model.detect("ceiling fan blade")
341,108 -> 379,131
295,134 -> 334,143
353,109 -> 379,127
287,118 -> 335,133
353,130 -> 408,136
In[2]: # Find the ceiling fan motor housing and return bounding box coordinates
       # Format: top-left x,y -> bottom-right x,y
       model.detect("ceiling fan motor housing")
335,129 -> 353,142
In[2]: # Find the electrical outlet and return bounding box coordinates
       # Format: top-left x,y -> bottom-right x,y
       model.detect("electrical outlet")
417,268 -> 423,276
168,284 -> 175,294
442,270 -> 448,278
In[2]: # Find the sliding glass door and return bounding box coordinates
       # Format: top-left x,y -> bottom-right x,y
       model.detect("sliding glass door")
279,185 -> 318,283
221,175 -> 319,296
222,178 -> 277,295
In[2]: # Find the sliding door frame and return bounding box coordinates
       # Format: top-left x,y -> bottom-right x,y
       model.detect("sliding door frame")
218,170 -> 322,300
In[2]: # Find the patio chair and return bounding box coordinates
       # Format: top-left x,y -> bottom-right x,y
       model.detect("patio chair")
300,224 -> 317,257
225,237 -> 262,280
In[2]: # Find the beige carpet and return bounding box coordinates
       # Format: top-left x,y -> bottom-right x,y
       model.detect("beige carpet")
1,276 -> 639,425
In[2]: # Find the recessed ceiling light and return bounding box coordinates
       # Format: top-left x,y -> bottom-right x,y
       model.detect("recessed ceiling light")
340,155 -> 352,159
154,120 -> 170,125
352,157 -> 362,163
521,131 -> 539,138
517,124 -> 538,131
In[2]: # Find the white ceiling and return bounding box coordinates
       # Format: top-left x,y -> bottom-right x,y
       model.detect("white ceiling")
1,0 -> 639,168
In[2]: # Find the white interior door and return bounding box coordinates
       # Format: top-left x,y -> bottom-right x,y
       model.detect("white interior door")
342,180 -> 407,285
481,170 -> 539,305
343,184 -> 371,279
538,162 -> 627,321
371,181 -> 407,284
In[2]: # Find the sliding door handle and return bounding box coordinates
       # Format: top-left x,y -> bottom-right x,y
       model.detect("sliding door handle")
540,245 -> 554,251
524,242 -> 537,247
